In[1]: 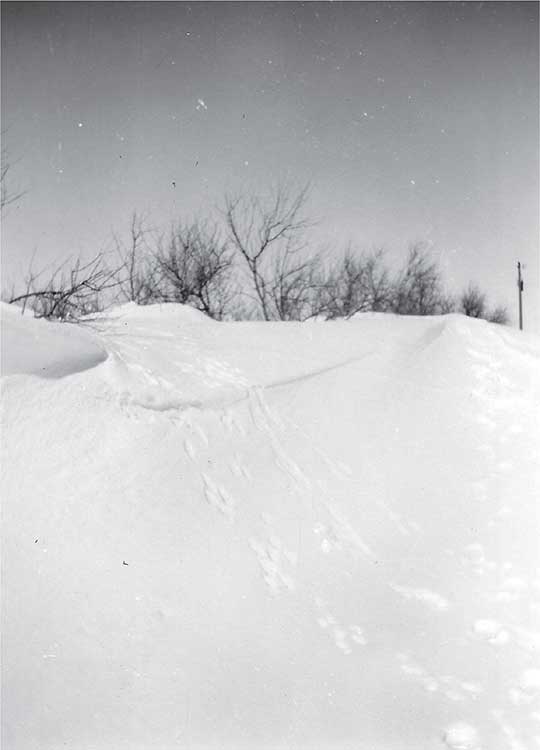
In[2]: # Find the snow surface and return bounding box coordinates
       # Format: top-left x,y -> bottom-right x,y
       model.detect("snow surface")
1,303 -> 106,377
2,301 -> 540,750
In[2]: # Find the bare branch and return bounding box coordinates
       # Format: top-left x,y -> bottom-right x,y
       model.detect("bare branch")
223,183 -> 314,320
155,219 -> 235,319
1,147 -> 25,212
113,212 -> 163,305
8,252 -> 121,320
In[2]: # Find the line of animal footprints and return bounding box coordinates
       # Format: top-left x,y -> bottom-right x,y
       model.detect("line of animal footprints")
249,535 -> 296,594
314,598 -> 367,655
202,474 -> 237,519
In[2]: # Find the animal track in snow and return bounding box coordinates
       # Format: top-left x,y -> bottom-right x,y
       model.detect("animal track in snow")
390,584 -> 450,612
442,721 -> 482,750
474,443 -> 495,462
491,710 -> 527,750
247,388 -> 281,434
334,459 -> 353,477
318,455 -> 354,480
230,459 -> 243,478
511,625 -> 540,654
249,535 -> 295,594
184,438 -> 196,461
494,504 -> 513,520
202,474 -> 237,519
397,653 -> 482,702
229,454 -> 252,481
219,408 -> 247,435
508,669 -> 540,707
470,481 -> 488,503
313,522 -> 343,554
314,598 -> 367,654
193,422 -> 209,447
238,459 -> 252,480
462,543 -> 497,576
377,499 -> 420,536
220,411 -> 234,433
398,656 -> 439,694
227,410 -> 246,437
275,452 -> 310,489
472,619 -> 510,646
474,414 -> 497,431
495,576 -> 528,603
318,501 -> 374,560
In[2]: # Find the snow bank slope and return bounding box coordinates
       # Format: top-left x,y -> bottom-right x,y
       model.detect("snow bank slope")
2,304 -> 540,750
1,302 -> 107,377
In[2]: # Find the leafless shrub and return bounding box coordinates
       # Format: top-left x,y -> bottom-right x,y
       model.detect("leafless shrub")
266,244 -> 324,321
8,252 -> 119,320
390,244 -> 454,316
113,212 -> 162,305
459,284 -> 487,319
487,306 -> 509,325
3,178 -> 510,327
224,183 -> 320,320
1,147 -> 25,212
314,248 -> 393,319
459,283 -> 508,325
155,220 -> 235,320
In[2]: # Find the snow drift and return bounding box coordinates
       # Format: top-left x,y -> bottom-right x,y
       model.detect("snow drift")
1,302 -> 107,378
2,302 -> 540,750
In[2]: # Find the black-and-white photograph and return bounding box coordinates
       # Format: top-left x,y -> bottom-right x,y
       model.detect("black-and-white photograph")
1,2 -> 539,748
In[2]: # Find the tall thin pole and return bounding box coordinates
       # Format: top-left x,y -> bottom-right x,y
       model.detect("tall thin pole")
517,261 -> 524,331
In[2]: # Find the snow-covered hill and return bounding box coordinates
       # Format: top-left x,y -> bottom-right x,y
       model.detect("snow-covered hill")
2,302 -> 540,750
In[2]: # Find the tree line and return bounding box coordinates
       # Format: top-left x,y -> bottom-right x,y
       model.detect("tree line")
3,183 -> 508,325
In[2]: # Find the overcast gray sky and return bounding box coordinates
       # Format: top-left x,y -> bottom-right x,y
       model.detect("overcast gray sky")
2,2 -> 538,328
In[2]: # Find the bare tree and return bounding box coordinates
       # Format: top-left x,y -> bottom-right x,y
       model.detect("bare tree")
459,284 -> 487,318
459,283 -> 508,325
314,248 -> 393,319
155,220 -> 234,320
1,147 -> 24,212
487,305 -> 509,325
114,212 -> 162,305
8,252 -> 120,320
391,244 -> 454,315
223,184 -> 318,320
266,243 -> 324,321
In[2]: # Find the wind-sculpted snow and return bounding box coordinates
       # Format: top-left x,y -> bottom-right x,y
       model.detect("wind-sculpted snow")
2,303 -> 540,750
1,302 -> 107,377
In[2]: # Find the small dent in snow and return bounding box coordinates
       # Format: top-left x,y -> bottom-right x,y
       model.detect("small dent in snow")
472,619 -> 510,646
462,543 -> 497,576
314,522 -> 343,554
184,438 -> 196,461
398,653 -> 482,702
390,584 -> 450,611
510,666 -> 540,706
314,598 -> 367,653
495,576 -> 528,602
442,722 -> 481,749
512,626 -> 540,653
202,474 -> 237,518
249,535 -> 295,593
491,710 -> 527,750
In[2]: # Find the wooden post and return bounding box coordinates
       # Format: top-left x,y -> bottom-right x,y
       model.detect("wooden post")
517,261 -> 524,331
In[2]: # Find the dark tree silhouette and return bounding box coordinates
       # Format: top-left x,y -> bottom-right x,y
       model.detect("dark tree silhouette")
224,183 -> 320,320
8,253 -> 119,319
155,220 -> 235,320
